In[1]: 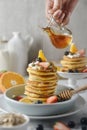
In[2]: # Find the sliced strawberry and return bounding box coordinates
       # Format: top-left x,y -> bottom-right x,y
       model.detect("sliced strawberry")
54,122 -> 70,130
78,49 -> 86,56
38,62 -> 50,69
13,96 -> 23,101
82,68 -> 87,73
46,96 -> 58,104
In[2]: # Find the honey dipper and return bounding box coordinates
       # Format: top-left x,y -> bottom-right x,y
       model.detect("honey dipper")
57,85 -> 87,101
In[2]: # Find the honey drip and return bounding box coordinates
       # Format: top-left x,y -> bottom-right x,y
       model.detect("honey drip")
43,27 -> 72,49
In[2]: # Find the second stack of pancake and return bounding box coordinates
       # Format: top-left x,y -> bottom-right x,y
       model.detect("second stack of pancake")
60,52 -> 87,72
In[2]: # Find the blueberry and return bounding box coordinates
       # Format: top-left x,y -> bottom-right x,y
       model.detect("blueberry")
64,51 -> 70,56
36,124 -> 43,130
68,69 -> 74,73
80,117 -> 87,125
36,57 -> 42,62
34,100 -> 43,104
67,121 -> 76,128
81,125 -> 87,130
74,69 -> 79,73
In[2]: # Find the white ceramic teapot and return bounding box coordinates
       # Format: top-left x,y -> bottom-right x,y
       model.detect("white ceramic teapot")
8,32 -> 33,76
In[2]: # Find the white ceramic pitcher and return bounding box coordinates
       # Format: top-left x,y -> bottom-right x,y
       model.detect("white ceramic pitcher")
8,32 -> 33,76
0,50 -> 9,71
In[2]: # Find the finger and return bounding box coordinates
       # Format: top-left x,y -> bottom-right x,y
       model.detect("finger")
53,0 -> 63,11
53,9 -> 62,18
45,0 -> 54,19
62,12 -> 71,25
58,12 -> 65,24
53,10 -> 65,25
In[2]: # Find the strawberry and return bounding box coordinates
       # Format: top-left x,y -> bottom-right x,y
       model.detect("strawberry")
54,122 -> 70,130
46,96 -> 58,104
82,68 -> 87,73
78,49 -> 85,56
38,62 -> 50,69
13,96 -> 23,101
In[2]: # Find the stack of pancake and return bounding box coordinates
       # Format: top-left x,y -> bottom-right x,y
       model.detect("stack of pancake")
60,54 -> 87,72
25,61 -> 58,102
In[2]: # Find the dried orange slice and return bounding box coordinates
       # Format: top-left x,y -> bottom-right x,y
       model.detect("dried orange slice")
57,66 -> 61,71
0,71 -> 25,93
19,97 -> 32,104
70,43 -> 78,53
38,50 -> 47,62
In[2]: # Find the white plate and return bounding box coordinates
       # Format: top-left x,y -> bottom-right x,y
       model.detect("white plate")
58,72 -> 87,79
4,84 -> 79,116
0,95 -> 86,119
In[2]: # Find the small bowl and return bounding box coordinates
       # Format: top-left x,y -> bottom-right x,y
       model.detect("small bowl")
4,84 -> 78,116
0,113 -> 29,130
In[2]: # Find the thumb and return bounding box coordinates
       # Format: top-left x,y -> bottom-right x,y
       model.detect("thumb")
53,0 -> 62,11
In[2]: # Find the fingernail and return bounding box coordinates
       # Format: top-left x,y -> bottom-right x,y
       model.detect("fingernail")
48,10 -> 53,14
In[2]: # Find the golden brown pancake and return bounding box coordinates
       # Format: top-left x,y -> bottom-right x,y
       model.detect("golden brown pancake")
60,66 -> 86,72
27,81 -> 56,87
27,68 -> 56,76
63,55 -> 87,62
25,84 -> 56,91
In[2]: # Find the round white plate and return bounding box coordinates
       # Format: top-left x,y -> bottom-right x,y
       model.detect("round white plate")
58,72 -> 87,88
0,95 -> 86,120
58,72 -> 87,79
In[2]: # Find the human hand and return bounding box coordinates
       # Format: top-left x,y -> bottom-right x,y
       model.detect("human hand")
45,0 -> 78,26
45,0 -> 62,21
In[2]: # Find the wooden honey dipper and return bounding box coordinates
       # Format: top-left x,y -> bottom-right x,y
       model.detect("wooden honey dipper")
57,85 -> 87,101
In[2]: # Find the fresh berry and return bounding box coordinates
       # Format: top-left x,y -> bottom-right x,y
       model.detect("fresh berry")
46,96 -> 58,104
36,57 -> 42,62
54,122 -> 70,130
78,49 -> 85,56
80,117 -> 87,125
38,62 -> 50,69
74,69 -> 79,73
64,51 -> 70,56
81,125 -> 87,130
34,100 -> 43,104
67,121 -> 76,128
83,68 -> 87,73
68,69 -> 74,73
36,124 -> 43,130
13,96 -> 23,101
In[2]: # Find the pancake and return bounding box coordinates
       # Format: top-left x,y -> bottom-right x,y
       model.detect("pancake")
60,66 -> 86,72
27,81 -> 56,87
27,68 -> 56,75
25,86 -> 56,94
63,55 -> 87,62
25,84 -> 56,91
61,60 -> 87,66
29,74 -> 58,82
